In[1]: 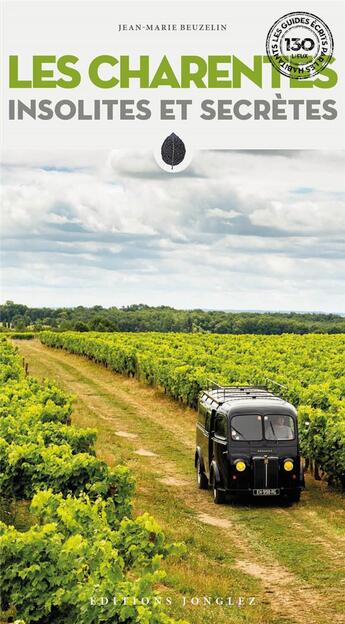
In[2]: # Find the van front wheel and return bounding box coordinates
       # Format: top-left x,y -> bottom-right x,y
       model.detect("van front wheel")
196,457 -> 208,490
213,482 -> 225,504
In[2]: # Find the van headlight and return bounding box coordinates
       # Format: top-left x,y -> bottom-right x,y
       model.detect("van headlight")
235,460 -> 246,472
283,459 -> 294,472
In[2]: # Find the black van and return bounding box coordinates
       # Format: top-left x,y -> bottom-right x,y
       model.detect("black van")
195,382 -> 304,504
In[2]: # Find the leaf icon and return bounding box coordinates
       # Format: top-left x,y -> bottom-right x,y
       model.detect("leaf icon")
161,133 -> 186,169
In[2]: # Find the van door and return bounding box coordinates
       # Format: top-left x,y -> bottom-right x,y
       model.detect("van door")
212,413 -> 229,488
208,408 -> 216,475
197,403 -> 210,475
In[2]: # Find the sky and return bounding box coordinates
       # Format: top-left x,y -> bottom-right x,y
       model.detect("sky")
1,148 -> 345,312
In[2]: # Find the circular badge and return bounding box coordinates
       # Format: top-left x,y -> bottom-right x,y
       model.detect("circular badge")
154,131 -> 194,173
266,12 -> 334,79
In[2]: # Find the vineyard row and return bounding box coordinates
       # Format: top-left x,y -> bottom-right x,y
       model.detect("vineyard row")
0,338 -> 184,624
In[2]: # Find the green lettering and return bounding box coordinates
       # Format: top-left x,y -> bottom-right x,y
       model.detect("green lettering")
289,56 -> 314,88
120,55 -> 149,88
56,55 -> 80,88
32,56 -> 56,88
9,56 -> 31,88
181,56 -> 207,87
208,56 -> 232,88
263,56 -> 281,88
232,55 -> 262,88
89,55 -> 118,88
313,58 -> 337,88
150,56 -> 179,88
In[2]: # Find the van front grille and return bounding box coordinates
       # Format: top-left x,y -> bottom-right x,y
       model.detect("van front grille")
253,457 -> 279,489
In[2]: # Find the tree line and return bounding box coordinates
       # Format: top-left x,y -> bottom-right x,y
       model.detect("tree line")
1,300 -> 344,334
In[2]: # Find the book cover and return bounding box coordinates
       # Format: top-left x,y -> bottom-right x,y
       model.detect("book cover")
0,1 -> 344,624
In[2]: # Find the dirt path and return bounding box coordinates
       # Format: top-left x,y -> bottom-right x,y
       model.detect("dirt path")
16,340 -> 345,624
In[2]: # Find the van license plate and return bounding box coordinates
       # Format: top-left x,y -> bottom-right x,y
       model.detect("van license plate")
253,488 -> 280,496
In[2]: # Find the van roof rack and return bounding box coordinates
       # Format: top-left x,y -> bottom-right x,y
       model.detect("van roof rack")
202,379 -> 286,406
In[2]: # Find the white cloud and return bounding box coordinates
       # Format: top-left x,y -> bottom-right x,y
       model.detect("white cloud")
1,149 -> 344,312
252,199 -> 345,234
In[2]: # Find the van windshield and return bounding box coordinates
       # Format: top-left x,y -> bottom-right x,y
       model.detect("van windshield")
264,414 -> 295,440
231,414 -> 263,441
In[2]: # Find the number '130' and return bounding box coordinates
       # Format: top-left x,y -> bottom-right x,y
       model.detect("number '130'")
285,38 -> 315,51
